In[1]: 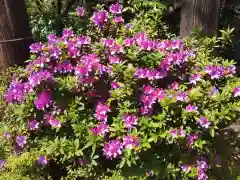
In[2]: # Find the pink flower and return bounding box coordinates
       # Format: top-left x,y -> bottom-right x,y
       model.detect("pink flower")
34,90 -> 52,110
29,42 -> 44,53
169,127 -> 185,137
168,81 -> 179,90
103,140 -> 122,159
123,114 -> 138,129
111,82 -> 120,89
108,56 -> 121,64
186,104 -> 198,112
122,135 -> 140,149
234,87 -> 240,97
109,44 -> 124,55
143,85 -> 154,95
153,88 -> 165,101
62,29 -> 74,38
113,16 -> 124,23
28,120 -> 39,131
109,3 -> 122,14
104,39 -> 115,47
90,123 -> 109,136
176,91 -> 188,102
45,114 -> 61,128
92,10 -> 108,27
76,6 -> 85,17
124,38 -> 135,47
189,74 -> 201,84
187,133 -> 198,145
95,102 -> 110,123
197,117 -> 211,128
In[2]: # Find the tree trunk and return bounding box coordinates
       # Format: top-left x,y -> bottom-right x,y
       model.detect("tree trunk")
0,0 -> 32,71
180,0 -> 220,37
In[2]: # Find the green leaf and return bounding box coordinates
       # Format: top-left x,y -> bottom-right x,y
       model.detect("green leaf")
75,149 -> 83,156
210,128 -> 215,137
74,139 -> 79,149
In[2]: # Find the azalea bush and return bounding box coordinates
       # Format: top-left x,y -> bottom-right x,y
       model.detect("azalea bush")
1,2 -> 240,180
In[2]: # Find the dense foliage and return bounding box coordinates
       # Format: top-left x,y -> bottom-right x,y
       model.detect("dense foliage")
0,2 -> 240,180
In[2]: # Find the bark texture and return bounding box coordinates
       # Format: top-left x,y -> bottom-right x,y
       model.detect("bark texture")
180,0 -> 220,37
0,0 -> 32,71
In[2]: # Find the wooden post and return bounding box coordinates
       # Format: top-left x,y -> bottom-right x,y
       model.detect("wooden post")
0,0 -> 32,71
180,0 -> 220,37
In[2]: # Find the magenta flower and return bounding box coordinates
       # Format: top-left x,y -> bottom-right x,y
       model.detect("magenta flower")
76,36 -> 90,45
157,40 -> 170,51
111,82 -> 120,89
104,39 -> 115,47
28,70 -> 52,87
153,88 -> 166,101
187,133 -> 198,145
29,42 -> 44,53
95,102 -> 110,123
45,115 -> 61,128
103,140 -> 122,159
234,87 -> 240,97
109,44 -> 124,55
205,65 -> 223,79
122,135 -> 140,149
47,34 -> 57,44
55,61 -> 73,73
143,85 -> 154,95
5,81 -> 26,103
90,123 -> 109,136
135,32 -> 148,44
109,3 -> 122,14
108,56 -> 121,64
138,40 -> 156,51
76,6 -> 85,17
62,29 -> 74,38
169,127 -> 185,137
123,114 -> 138,129
189,74 -> 201,84
186,104 -> 198,112
171,39 -> 184,50
16,135 -> 27,148
124,38 -> 135,47
168,81 -> 179,90
48,45 -> 62,59
197,117 -> 211,128
34,90 -> 52,110
28,120 -> 39,131
140,106 -> 153,115
113,16 -> 124,23
169,129 -> 178,137
176,91 -> 188,102
197,159 -> 208,180
92,10 -> 108,27
37,156 -> 48,165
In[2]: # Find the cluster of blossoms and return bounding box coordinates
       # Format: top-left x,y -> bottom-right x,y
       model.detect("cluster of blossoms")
140,85 -> 165,115
103,135 -> 139,159
197,159 -> 208,180
169,127 -> 185,138
2,3 -> 240,179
